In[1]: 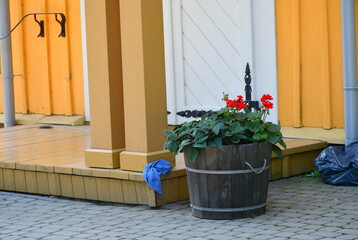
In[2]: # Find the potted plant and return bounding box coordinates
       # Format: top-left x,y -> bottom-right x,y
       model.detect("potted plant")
164,94 -> 286,219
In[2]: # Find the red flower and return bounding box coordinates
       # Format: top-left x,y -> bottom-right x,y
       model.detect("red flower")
236,95 -> 244,100
226,100 -> 236,108
260,94 -> 273,102
262,100 -> 273,109
235,101 -> 247,110
225,95 -> 247,110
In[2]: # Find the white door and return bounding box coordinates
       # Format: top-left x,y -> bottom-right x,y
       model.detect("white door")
164,0 -> 278,125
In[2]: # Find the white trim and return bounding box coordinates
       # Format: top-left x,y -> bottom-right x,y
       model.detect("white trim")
251,0 -> 278,123
163,0 -> 177,124
80,0 -> 90,121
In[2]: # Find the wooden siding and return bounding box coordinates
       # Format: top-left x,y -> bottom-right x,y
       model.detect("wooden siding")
0,0 -> 84,116
276,0 -> 346,129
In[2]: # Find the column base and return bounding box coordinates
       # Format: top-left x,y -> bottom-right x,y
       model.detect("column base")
120,150 -> 175,172
85,148 -> 125,169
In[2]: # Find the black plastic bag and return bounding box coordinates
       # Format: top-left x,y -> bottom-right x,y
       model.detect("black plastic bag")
315,142 -> 358,186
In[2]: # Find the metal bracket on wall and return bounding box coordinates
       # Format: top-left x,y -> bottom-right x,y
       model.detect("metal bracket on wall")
0,12 -> 66,40
343,86 -> 358,91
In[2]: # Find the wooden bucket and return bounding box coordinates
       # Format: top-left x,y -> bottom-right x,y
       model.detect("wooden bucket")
184,142 -> 272,219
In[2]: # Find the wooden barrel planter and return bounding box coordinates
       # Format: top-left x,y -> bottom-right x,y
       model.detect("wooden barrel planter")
184,141 -> 272,220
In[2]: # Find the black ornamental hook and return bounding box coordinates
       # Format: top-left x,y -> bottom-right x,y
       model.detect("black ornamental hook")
0,12 -> 66,40
55,13 -> 66,37
34,14 -> 45,37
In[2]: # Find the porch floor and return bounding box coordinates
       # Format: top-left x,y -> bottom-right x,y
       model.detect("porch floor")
0,124 -> 328,206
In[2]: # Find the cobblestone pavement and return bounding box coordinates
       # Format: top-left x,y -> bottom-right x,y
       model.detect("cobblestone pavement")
0,176 -> 357,240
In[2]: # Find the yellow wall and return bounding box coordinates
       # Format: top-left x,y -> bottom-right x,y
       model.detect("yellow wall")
276,0 -> 345,129
0,0 -> 84,116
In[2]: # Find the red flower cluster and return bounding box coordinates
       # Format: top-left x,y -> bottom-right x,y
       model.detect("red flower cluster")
225,95 -> 247,110
260,94 -> 274,109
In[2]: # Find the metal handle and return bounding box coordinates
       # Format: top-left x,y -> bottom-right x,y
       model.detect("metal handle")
245,159 -> 267,174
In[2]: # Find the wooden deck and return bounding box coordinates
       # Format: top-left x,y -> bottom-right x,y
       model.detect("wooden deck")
0,124 -> 328,206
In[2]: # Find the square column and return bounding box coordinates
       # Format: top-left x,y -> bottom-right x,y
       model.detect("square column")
119,0 -> 174,171
84,0 -> 125,168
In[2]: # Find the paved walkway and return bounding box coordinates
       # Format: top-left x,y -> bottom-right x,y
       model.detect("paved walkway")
0,176 -> 357,240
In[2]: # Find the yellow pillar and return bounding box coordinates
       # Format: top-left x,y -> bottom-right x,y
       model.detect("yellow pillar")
84,0 -> 125,169
119,0 -> 175,171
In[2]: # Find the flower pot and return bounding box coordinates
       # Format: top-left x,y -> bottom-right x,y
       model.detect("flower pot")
184,141 -> 272,220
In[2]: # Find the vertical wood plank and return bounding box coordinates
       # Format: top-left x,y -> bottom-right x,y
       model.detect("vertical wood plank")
63,0 -> 74,115
302,150 -> 320,173
166,178 -> 180,203
147,188 -> 157,207
292,0 -> 302,127
155,180 -> 168,206
48,173 -> 62,196
42,0 -> 53,115
291,154 -> 303,176
122,180 -> 138,204
109,179 -> 124,203
25,171 -> 38,193
96,178 -> 111,202
282,156 -> 292,178
0,169 -> 4,190
135,181 -> 148,204
3,169 -> 16,191
72,176 -> 86,199
14,170 -> 27,192
319,0 -> 332,129
270,157 -> 283,180
84,177 -> 98,200
59,174 -> 74,198
179,176 -> 189,201
12,0 -> 28,113
37,172 -> 50,195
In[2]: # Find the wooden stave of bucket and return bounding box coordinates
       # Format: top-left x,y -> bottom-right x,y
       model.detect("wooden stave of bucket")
184,141 -> 272,220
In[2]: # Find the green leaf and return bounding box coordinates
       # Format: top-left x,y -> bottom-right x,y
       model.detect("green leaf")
253,133 -> 268,141
278,139 -> 287,149
272,144 -> 283,158
213,123 -> 227,135
194,133 -> 209,143
246,112 -> 262,121
164,130 -> 179,140
193,141 -> 207,148
266,122 -> 281,132
188,147 -> 200,162
267,133 -> 280,143
164,140 -> 180,154
208,137 -> 222,147
230,122 -> 245,134
245,121 -> 262,133
178,139 -> 192,153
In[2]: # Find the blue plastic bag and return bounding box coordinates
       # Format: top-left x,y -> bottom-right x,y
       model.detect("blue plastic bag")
315,143 -> 358,186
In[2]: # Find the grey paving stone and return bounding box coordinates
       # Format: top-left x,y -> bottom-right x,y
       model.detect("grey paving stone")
42,236 -> 72,240
336,235 -> 358,240
136,237 -> 164,240
290,234 -> 323,240
0,176 -> 357,240
337,229 -> 358,235
21,232 -> 50,238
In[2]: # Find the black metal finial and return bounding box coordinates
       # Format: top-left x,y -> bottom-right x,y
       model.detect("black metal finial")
244,63 -> 252,102
243,63 -> 259,111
